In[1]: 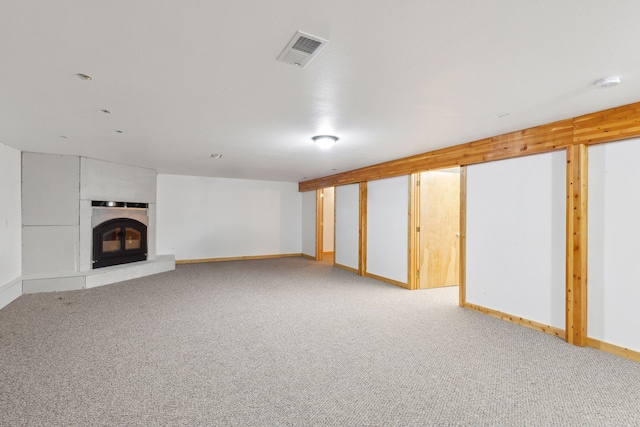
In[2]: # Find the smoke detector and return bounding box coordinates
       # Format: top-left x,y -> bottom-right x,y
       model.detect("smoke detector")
277,31 -> 328,68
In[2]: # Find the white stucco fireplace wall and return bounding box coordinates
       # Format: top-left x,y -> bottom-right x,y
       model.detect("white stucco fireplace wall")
21,153 -> 174,293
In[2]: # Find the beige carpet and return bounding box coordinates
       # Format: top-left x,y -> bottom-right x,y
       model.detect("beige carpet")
1,257 -> 640,426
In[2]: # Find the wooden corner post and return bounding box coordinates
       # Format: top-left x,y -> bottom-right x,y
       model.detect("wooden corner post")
359,182 -> 367,276
316,189 -> 323,261
566,144 -> 588,346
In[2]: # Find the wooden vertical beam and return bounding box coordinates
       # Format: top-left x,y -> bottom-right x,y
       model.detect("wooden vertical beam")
359,182 -> 368,276
408,174 -> 420,290
316,189 -> 323,261
566,144 -> 588,346
459,166 -> 467,307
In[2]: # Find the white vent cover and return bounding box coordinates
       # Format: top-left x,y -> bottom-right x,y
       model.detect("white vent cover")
277,31 -> 328,68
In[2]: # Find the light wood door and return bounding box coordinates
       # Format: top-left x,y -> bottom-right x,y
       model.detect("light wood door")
419,169 -> 460,289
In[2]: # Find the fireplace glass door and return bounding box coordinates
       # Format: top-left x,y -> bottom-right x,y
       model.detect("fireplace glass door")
93,218 -> 147,268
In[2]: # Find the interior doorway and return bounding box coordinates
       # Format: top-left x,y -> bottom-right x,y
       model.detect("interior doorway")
418,168 -> 461,289
317,187 -> 335,262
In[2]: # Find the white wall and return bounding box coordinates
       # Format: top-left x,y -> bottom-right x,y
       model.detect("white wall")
157,174 -> 301,260
0,143 -> 22,309
588,139 -> 640,352
335,184 -> 359,270
466,152 -> 565,329
301,190 -> 316,257
367,176 -> 408,283
322,187 -> 335,252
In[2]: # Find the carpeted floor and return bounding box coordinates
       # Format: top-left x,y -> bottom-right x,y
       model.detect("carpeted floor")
1,257 -> 640,426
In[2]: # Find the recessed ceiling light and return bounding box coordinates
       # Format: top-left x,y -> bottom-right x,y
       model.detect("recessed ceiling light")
595,76 -> 621,89
312,135 -> 339,149
60,135 -> 69,139
115,130 -> 124,134
100,109 -> 111,114
75,73 -> 93,81
210,154 -> 223,159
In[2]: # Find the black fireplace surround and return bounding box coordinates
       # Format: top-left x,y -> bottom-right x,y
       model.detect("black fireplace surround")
93,218 -> 148,269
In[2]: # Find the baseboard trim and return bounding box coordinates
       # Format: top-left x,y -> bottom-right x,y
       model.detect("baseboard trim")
463,302 -> 566,340
586,338 -> 640,363
176,253 -> 303,264
301,254 -> 316,260
365,273 -> 410,290
0,277 -> 22,311
335,263 -> 358,274
322,251 -> 334,255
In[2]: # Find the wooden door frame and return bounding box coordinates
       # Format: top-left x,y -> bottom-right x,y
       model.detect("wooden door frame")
316,189 -> 323,261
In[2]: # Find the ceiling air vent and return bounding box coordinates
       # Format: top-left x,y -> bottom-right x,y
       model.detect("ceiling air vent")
277,31 -> 328,68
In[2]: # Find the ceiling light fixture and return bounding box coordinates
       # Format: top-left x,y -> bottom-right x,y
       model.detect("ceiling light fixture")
75,73 -> 93,81
115,130 -> 124,134
312,135 -> 339,149
595,76 -> 621,89
210,154 -> 223,159
100,109 -> 111,114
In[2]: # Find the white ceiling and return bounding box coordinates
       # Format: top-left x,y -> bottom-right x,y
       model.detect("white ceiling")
2,0 -> 640,183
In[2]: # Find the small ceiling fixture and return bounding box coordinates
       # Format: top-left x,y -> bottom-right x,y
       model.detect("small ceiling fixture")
312,135 -> 339,149
100,109 -> 111,114
75,73 -> 93,81
210,153 -> 223,159
595,76 -> 621,89
115,130 -> 124,134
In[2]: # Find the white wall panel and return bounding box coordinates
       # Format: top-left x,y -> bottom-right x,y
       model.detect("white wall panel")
588,139 -> 640,352
335,184 -> 359,270
367,176 -> 408,283
157,175 -> 301,260
0,143 -> 22,307
22,226 -> 79,275
80,157 -> 156,203
301,190 -> 316,257
22,153 -> 79,226
466,152 -> 565,329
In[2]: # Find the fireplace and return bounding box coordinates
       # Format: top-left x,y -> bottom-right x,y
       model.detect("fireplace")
91,201 -> 149,269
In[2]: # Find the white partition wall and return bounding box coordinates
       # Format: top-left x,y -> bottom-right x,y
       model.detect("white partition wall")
335,184 -> 360,270
588,139 -> 640,352
301,190 -> 317,257
0,143 -> 22,309
157,175 -> 301,260
367,176 -> 408,284
466,152 -> 565,329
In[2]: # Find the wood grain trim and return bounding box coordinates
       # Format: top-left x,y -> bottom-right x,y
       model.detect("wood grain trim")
299,118 -> 573,191
301,254 -> 316,260
365,272 -> 410,290
459,166 -> 467,307
586,338 -> 640,363
316,189 -> 323,261
574,102 -> 640,145
176,253 -> 303,264
335,263 -> 359,274
408,173 -> 419,290
463,302 -> 566,339
359,182 -> 367,276
566,144 -> 588,346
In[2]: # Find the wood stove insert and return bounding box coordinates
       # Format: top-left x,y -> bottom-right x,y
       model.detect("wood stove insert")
93,217 -> 148,269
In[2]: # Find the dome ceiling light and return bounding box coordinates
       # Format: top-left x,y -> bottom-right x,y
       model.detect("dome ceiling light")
312,135 -> 339,149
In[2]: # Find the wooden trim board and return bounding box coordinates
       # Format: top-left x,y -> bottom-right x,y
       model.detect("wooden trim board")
586,338 -> 640,363
335,263 -> 359,274
463,302 -> 566,340
365,272 -> 410,290
566,144 -> 588,346
176,253 -> 303,264
299,101 -> 640,192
